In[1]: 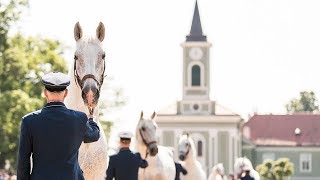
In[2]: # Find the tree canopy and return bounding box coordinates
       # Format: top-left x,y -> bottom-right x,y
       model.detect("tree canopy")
256,158 -> 294,180
286,91 -> 319,113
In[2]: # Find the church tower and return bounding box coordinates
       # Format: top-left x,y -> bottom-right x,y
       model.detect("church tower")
179,0 -> 213,115
156,1 -> 243,174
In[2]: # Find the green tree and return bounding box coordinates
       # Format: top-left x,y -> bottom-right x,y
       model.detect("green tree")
256,158 -> 294,180
0,0 -> 28,52
0,32 -> 68,164
286,91 -> 319,113
0,35 -> 68,168
0,90 -> 42,166
1,34 -> 67,96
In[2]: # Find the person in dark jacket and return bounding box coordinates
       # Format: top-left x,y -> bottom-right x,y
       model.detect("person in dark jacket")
106,131 -> 148,180
17,72 -> 100,180
240,166 -> 254,180
174,162 -> 188,180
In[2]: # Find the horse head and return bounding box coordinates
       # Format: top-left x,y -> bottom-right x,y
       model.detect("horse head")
73,22 -> 106,111
213,163 -> 225,176
178,133 -> 195,161
234,157 -> 253,178
136,111 -> 158,156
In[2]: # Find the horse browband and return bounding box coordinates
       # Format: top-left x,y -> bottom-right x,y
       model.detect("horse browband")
74,59 -> 106,90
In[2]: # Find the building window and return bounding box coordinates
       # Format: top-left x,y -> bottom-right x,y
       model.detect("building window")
197,140 -> 203,157
300,153 -> 312,173
191,65 -> 201,86
262,153 -> 275,162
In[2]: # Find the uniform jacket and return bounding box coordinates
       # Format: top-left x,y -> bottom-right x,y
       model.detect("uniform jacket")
17,102 -> 100,180
175,162 -> 188,180
241,174 -> 255,180
106,148 -> 148,180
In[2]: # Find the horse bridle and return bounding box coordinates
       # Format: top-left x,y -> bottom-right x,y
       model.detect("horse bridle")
139,128 -> 157,159
73,56 -> 106,91
182,141 -> 190,157
139,129 -> 157,148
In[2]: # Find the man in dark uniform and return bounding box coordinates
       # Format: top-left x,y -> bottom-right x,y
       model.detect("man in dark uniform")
174,162 -> 188,180
17,72 -> 100,180
240,166 -> 254,180
106,131 -> 148,180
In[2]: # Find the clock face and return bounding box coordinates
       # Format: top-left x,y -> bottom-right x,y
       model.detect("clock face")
189,47 -> 203,60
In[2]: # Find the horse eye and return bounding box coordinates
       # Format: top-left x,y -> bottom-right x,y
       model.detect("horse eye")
102,53 -> 105,59
141,126 -> 146,131
74,55 -> 78,60
185,143 -> 189,146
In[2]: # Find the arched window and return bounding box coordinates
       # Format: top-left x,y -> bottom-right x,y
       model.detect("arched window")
197,140 -> 203,156
192,65 -> 201,86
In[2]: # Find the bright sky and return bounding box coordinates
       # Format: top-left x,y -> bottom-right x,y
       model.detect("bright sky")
16,0 -> 320,130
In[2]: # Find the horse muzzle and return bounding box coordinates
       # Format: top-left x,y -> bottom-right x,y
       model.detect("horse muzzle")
179,154 -> 186,161
81,79 -> 100,107
148,143 -> 158,156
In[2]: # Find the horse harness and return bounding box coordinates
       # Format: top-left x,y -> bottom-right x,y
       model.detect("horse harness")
139,129 -> 157,159
139,128 -> 157,176
73,56 -> 106,92
73,55 -> 106,115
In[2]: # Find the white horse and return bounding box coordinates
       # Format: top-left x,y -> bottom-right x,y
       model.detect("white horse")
136,112 -> 176,180
178,133 -> 206,180
65,22 -> 108,180
234,157 -> 260,180
208,163 -> 227,180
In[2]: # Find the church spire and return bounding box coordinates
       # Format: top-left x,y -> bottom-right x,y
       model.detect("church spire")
186,0 -> 207,42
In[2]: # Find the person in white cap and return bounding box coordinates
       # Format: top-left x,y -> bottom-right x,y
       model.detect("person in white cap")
106,130 -> 148,180
17,72 -> 100,180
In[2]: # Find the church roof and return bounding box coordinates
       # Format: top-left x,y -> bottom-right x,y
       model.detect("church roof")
186,0 -> 207,42
243,114 -> 320,147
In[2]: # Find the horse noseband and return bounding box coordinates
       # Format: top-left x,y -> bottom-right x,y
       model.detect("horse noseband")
81,74 -> 101,87
75,72 -> 103,92
74,60 -> 105,91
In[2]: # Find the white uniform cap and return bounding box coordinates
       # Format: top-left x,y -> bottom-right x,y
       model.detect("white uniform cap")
118,131 -> 133,139
41,72 -> 70,91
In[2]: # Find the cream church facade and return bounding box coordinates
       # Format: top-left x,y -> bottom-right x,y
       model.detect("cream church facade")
155,1 -> 243,174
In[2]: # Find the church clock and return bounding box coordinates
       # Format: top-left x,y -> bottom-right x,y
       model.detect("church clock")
189,47 -> 203,60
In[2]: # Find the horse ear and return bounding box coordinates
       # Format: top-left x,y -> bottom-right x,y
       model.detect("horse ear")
74,22 -> 83,41
96,22 -> 105,42
140,111 -> 143,120
151,111 -> 156,119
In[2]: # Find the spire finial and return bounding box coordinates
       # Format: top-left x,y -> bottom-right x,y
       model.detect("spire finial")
186,0 -> 207,42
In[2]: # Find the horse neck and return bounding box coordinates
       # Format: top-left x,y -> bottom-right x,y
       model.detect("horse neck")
136,139 -> 148,159
211,171 -> 219,179
135,128 -> 148,158
185,145 -> 196,164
